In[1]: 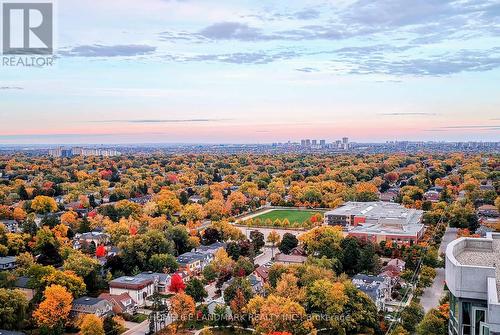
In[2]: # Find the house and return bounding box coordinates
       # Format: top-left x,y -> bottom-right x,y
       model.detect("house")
274,253 -> 307,265
247,274 -> 263,294
379,192 -> 396,202
479,184 -> 495,192
193,242 -> 226,256
0,330 -> 25,335
1,220 -> 19,233
14,276 -> 35,301
98,292 -> 137,315
71,296 -> 113,318
423,190 -> 440,202
254,263 -> 271,283
289,246 -> 306,256
379,188 -> 399,202
129,195 -> 152,205
73,231 -> 110,249
177,252 -> 212,274
188,195 -> 202,203
352,274 -> 390,311
109,276 -> 155,307
385,259 -> 405,272
445,232 -> 500,334
136,272 -> 171,294
0,256 -> 16,270
207,300 -> 231,317
477,205 -> 499,218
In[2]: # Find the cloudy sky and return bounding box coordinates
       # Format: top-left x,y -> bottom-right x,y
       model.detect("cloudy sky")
1,0 -> 499,144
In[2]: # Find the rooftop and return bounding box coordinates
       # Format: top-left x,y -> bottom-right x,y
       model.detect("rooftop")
0,256 -> 16,265
109,276 -> 154,289
326,202 -> 423,224
177,252 -> 207,264
73,296 -> 104,306
454,237 -> 500,297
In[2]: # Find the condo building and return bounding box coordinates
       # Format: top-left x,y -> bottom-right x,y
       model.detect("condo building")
446,232 -> 500,335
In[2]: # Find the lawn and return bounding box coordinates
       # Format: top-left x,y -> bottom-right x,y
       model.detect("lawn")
242,209 -> 324,229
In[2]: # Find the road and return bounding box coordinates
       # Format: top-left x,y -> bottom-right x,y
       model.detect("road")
235,225 -> 306,244
420,227 -> 458,312
439,227 -> 459,256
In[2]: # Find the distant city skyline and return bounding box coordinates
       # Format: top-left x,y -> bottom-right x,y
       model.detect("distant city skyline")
1,0 -> 500,144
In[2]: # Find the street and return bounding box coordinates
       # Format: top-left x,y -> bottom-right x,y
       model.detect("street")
420,227 -> 458,312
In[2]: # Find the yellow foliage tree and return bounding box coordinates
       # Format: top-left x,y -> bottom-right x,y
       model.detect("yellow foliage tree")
79,314 -> 105,335
31,195 -> 58,214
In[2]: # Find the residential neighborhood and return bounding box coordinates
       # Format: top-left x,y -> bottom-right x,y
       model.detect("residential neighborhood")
0,152 -> 498,335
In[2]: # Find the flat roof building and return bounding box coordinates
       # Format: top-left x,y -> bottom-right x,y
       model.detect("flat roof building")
446,232 -> 500,335
324,202 -> 425,244
109,276 -> 154,307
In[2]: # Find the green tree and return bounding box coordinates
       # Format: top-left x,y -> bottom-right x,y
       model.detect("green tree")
341,237 -> 360,275
416,309 -> 447,335
119,230 -> 175,273
168,225 -> 194,255
148,253 -> 178,273
249,230 -> 265,254
185,277 -> 208,302
401,302 -> 425,333
0,288 -> 29,330
278,233 -> 298,255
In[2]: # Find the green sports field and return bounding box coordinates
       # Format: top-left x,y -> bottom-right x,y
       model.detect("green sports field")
254,209 -> 324,222
241,209 -> 325,229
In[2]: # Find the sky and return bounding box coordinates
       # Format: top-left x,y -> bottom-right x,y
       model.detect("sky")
0,0 -> 499,144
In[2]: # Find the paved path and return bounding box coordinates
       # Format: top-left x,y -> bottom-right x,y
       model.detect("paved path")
421,227 -> 458,312
122,320 -> 149,335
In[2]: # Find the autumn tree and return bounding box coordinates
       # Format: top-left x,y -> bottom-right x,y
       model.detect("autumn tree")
60,211 -> 79,229
169,273 -> 186,293
79,314 -> 105,335
203,199 -> 226,220
181,203 -> 206,223
154,189 -> 181,218
267,230 -> 280,259
13,207 -> 27,222
245,294 -> 311,335
31,195 -> 58,214
33,284 -> 73,334
41,270 -> 87,298
170,292 -> 195,328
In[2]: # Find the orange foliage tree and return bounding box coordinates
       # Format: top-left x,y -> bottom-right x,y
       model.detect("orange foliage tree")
33,284 -> 73,332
